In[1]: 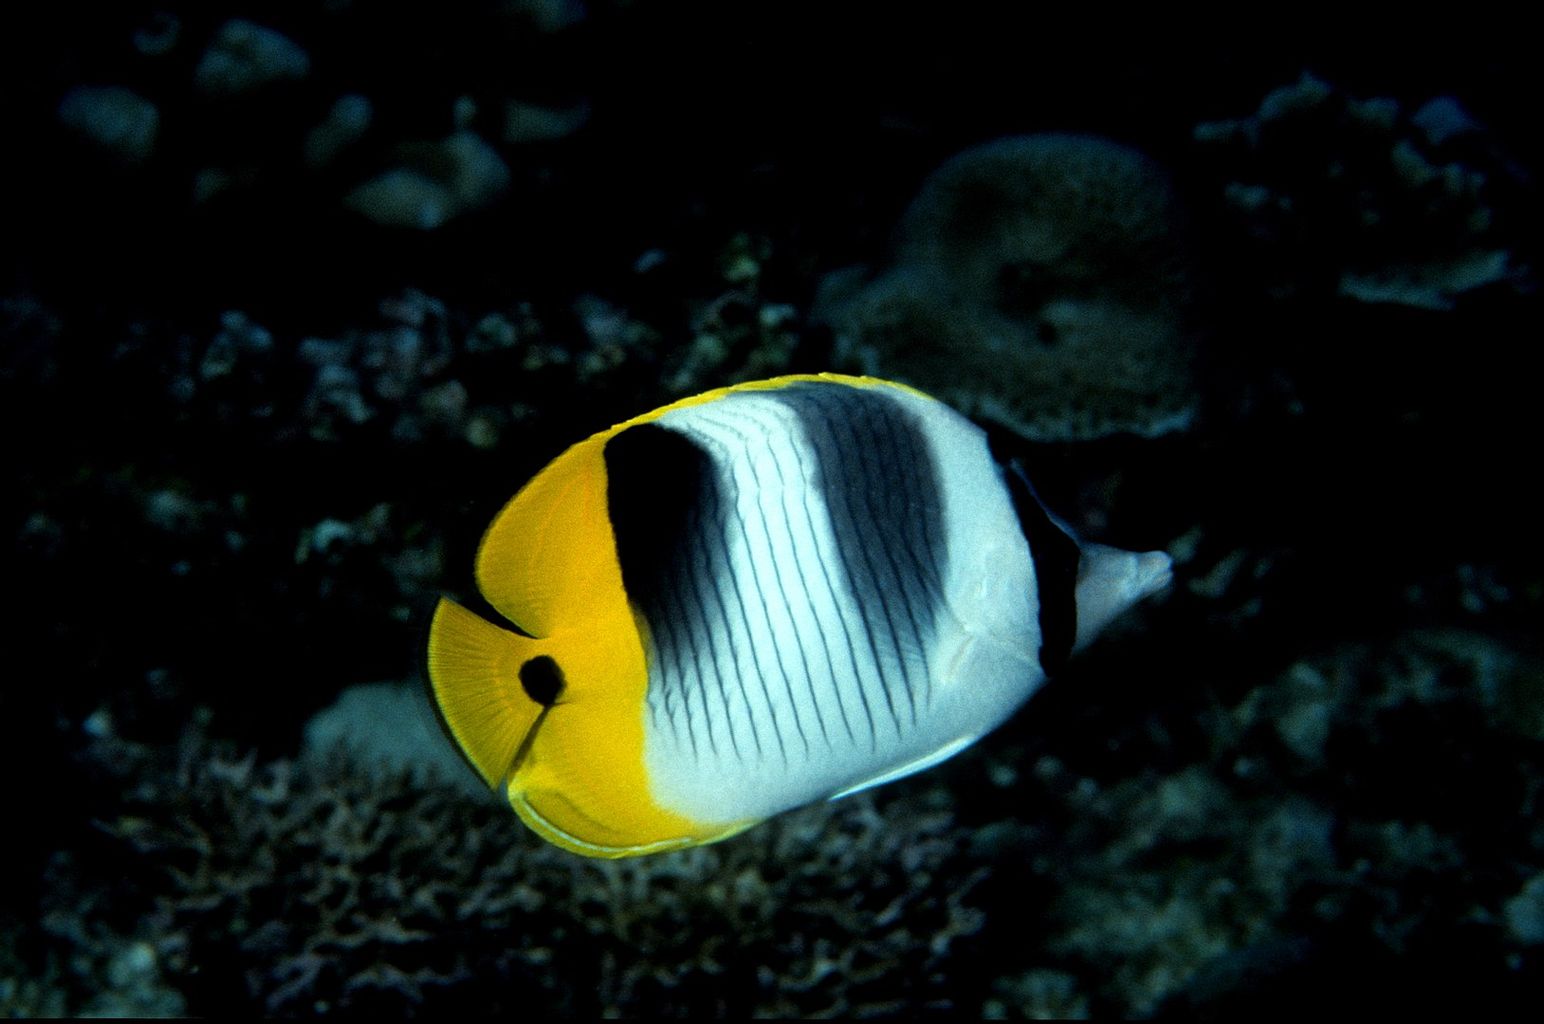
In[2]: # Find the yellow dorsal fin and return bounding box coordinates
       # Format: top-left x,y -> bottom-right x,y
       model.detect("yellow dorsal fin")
427,597 -> 545,789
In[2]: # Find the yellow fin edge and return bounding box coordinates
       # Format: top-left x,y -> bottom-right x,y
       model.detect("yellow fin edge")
513,791 -> 760,859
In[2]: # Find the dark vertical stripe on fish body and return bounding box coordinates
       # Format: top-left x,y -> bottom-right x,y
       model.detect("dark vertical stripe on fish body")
856,395 -> 944,713
998,459 -> 1079,676
604,423 -> 737,762
785,394 -> 901,736
837,399 -> 923,727
772,383 -> 950,732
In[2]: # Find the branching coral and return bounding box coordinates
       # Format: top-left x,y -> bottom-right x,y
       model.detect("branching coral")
70,721 -> 989,1017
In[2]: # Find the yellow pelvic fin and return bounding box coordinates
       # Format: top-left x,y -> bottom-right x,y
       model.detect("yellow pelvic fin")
426,597 -> 546,789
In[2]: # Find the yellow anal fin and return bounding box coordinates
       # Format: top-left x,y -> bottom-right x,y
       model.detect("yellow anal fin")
426,597 -> 545,789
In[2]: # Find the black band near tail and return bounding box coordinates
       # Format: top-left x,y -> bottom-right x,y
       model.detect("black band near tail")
998,459 -> 1080,676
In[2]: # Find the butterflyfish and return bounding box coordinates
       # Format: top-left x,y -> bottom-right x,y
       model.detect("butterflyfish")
427,373 -> 1171,857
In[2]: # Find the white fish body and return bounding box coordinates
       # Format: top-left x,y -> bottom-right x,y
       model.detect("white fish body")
427,374 -> 1170,857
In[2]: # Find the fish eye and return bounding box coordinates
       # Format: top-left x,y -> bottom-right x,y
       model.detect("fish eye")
519,655 -> 565,706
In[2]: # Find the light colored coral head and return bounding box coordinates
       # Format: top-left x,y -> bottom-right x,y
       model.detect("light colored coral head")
1072,542 -> 1172,651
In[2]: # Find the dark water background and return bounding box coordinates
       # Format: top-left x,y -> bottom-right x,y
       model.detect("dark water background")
2,2 -> 1540,1015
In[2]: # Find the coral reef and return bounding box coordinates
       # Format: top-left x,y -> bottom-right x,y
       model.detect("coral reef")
17,620 -> 1537,1017
48,4 -> 590,227
6,6 -> 1539,1018
37,720 -> 989,1017
171,249 -> 801,456
816,134 -> 1200,442
1194,72 -> 1532,309
973,627 -> 1544,1017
